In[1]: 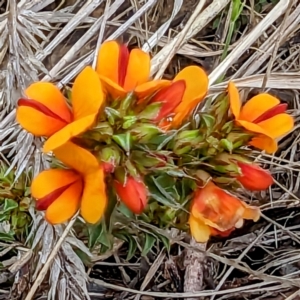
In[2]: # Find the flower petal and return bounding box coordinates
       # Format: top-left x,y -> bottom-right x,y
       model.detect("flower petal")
80,169 -> 107,224
191,182 -> 245,231
52,141 -> 100,175
252,103 -> 287,124
236,162 -> 273,191
31,169 -> 80,199
99,75 -> 127,99
123,49 -> 151,91
72,66 -> 104,120
45,181 -> 83,224
240,94 -> 280,122
241,202 -> 260,222
16,106 -> 67,136
24,82 -> 72,122
249,135 -> 278,153
228,81 -> 241,119
135,80 -> 171,100
96,40 -> 119,84
173,66 -> 209,126
241,201 -> 260,222
189,215 -> 211,243
236,119 -> 269,136
43,114 -> 96,152
151,81 -> 186,121
257,113 -> 294,139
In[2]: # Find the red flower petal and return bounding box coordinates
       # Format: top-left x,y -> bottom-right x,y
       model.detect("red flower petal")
118,44 -> 130,87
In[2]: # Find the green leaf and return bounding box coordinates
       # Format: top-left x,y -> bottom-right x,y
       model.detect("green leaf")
138,102 -> 162,120
3,199 -> 18,213
120,92 -> 136,115
122,116 -> 137,129
220,139 -> 233,153
88,220 -> 110,249
127,235 -> 137,260
112,132 -> 131,153
158,234 -> 170,252
201,114 -> 215,129
118,202 -> 135,219
142,234 -> 156,256
0,231 -> 15,242
114,232 -> 137,260
88,222 -> 102,249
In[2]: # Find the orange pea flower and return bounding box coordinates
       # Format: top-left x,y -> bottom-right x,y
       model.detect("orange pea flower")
189,181 -> 260,242
150,66 -> 209,128
16,66 -> 104,153
236,161 -> 273,191
228,82 -> 294,153
114,176 -> 148,214
31,142 -> 107,224
96,40 -> 169,99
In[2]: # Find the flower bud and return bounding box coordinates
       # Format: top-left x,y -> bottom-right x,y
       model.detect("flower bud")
97,146 -> 121,173
236,162 -> 273,191
114,176 -> 148,214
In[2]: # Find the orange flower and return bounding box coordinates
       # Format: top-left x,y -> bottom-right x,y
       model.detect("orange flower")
236,161 -> 273,191
31,142 -> 107,224
150,66 -> 209,128
189,181 -> 260,242
228,82 -> 294,153
96,40 -> 169,99
16,66 -> 104,153
114,176 -> 148,214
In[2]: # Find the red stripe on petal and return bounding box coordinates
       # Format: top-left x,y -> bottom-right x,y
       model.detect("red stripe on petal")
253,103 -> 287,124
35,182 -> 79,210
18,98 -> 71,124
118,44 -> 130,87
151,80 -> 186,121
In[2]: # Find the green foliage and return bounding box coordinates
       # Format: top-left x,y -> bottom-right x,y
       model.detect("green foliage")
0,165 -> 32,242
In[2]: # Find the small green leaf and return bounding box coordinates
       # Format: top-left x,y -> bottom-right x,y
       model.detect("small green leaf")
0,231 -> 15,242
220,139 -> 233,153
105,107 -> 120,125
120,92 -> 136,115
88,220 -> 110,249
3,199 -> 18,213
142,234 -> 156,256
158,234 -> 170,252
127,235 -> 137,260
114,232 -> 137,260
201,114 -> 215,129
138,102 -> 162,120
112,132 -> 131,153
118,202 -> 135,219
122,116 -> 137,129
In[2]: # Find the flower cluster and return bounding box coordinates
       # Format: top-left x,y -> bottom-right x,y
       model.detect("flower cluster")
16,40 -> 294,242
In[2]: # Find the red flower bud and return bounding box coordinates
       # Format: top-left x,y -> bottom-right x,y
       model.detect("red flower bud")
236,162 -> 273,191
114,176 -> 148,214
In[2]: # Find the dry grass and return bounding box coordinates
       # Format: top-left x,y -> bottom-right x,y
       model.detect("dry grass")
1,0 -> 300,299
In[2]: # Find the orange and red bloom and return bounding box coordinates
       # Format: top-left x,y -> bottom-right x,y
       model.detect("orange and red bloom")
16,40 -> 290,241
228,82 -> 294,153
150,66 -> 209,128
189,181 -> 260,242
31,142 -> 107,224
114,176 -> 148,214
236,161 -> 273,191
96,40 -> 169,99
96,41 -> 209,128
17,66 -> 104,153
